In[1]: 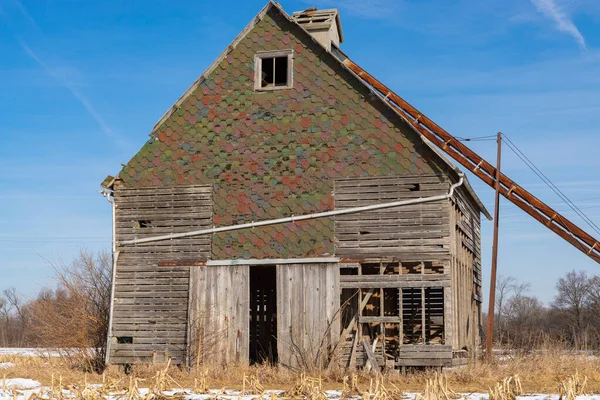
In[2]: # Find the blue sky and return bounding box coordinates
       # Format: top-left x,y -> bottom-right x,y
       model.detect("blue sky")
1,0 -> 599,304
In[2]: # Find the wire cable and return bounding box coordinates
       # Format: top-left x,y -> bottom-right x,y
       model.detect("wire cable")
502,133 -> 600,236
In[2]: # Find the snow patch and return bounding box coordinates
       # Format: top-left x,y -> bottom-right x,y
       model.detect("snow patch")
1,378 -> 41,389
0,362 -> 14,369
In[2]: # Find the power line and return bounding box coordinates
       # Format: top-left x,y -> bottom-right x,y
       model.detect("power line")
502,133 -> 600,236
456,135 -> 497,142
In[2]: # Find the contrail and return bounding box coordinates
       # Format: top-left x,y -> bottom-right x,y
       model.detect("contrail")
11,0 -> 129,146
530,0 -> 587,49
18,40 -> 120,141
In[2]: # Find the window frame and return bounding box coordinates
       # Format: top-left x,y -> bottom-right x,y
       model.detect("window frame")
253,50 -> 294,91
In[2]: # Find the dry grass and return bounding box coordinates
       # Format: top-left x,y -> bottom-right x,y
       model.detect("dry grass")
558,372 -> 588,400
488,375 -> 522,400
1,350 -> 600,395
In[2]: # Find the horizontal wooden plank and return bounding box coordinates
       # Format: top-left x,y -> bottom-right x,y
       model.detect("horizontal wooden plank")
400,345 -> 452,351
358,316 -> 401,323
113,299 -> 188,307
340,274 -> 450,283
112,323 -> 187,331
335,191 -> 447,201
115,277 -> 189,285
115,337 -> 186,345
112,330 -> 186,337
115,284 -> 189,292
109,356 -> 184,365
116,265 -> 190,273
113,304 -> 187,312
116,199 -> 212,208
116,185 -> 212,196
112,310 -> 187,318
396,358 -> 451,367
116,211 -> 212,221
341,280 -> 450,289
114,291 -> 188,298
116,219 -> 213,229
334,175 -> 447,185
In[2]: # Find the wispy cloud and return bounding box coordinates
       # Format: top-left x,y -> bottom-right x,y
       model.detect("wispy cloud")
18,40 -> 123,143
530,0 -> 587,49
5,1 -> 130,148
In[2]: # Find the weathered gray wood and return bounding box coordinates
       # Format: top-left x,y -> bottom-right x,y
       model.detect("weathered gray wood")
358,316 -> 401,323
340,280 -> 450,289
188,265 -> 249,367
277,263 -> 340,369
334,175 -> 453,261
109,183 -> 211,365
114,184 -> 212,264
362,338 -> 380,373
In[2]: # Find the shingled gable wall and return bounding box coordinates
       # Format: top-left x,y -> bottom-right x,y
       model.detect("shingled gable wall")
117,6 -> 449,261
109,4 -> 484,367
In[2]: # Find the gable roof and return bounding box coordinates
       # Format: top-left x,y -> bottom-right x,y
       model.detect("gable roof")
133,1 -> 490,220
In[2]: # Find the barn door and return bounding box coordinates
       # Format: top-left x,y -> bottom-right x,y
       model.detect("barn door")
187,265 -> 249,366
276,263 -> 340,368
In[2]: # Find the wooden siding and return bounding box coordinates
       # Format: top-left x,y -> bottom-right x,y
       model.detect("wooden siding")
277,263 -> 340,368
334,175 -> 451,261
188,265 -> 250,366
110,264 -> 189,364
449,184 -> 482,355
109,184 -> 212,365
114,184 -> 213,262
337,263 -> 452,368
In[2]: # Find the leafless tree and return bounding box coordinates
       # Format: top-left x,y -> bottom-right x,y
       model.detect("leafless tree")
495,275 -> 530,343
28,250 -> 112,371
0,288 -> 29,346
552,270 -> 592,346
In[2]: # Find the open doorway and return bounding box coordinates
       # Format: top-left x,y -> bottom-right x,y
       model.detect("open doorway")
249,266 -> 278,364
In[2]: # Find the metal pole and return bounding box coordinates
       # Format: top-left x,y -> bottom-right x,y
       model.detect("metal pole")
486,132 -> 502,360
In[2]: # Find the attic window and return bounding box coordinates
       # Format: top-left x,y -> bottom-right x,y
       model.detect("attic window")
254,50 -> 293,90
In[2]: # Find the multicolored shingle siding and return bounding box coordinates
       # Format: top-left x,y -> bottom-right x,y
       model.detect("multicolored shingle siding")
118,7 -> 446,260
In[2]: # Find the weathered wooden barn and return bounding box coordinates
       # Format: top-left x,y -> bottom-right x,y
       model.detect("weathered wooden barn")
101,2 -> 491,370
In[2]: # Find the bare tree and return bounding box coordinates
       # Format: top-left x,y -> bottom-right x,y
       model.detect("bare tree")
552,270 -> 592,342
29,250 -> 112,371
0,288 -> 29,346
504,294 -> 545,349
495,275 -> 530,344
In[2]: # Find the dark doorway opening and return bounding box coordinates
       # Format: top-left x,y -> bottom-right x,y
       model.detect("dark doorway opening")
249,266 -> 278,364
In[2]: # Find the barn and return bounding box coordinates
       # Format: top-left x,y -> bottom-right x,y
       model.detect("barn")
100,1 -> 491,370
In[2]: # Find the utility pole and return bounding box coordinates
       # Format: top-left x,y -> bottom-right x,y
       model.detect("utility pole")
486,132 -> 502,360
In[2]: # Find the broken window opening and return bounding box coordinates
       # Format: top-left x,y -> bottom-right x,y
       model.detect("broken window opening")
361,288 -> 380,316
255,51 -> 293,90
274,56 -> 288,86
423,261 -> 444,274
261,57 -> 274,87
402,288 -> 423,344
361,263 -> 381,275
424,287 -> 445,344
402,262 -> 422,274
383,288 -> 399,317
117,336 -> 133,344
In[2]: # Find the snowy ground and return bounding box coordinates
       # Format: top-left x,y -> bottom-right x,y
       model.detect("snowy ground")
1,348 -> 599,399
1,381 -> 600,400
0,348 -> 81,358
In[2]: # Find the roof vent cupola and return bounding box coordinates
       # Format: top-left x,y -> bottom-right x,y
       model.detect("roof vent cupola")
291,7 -> 344,51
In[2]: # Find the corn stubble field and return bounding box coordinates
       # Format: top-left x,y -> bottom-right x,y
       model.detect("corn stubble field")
1,349 -> 600,400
